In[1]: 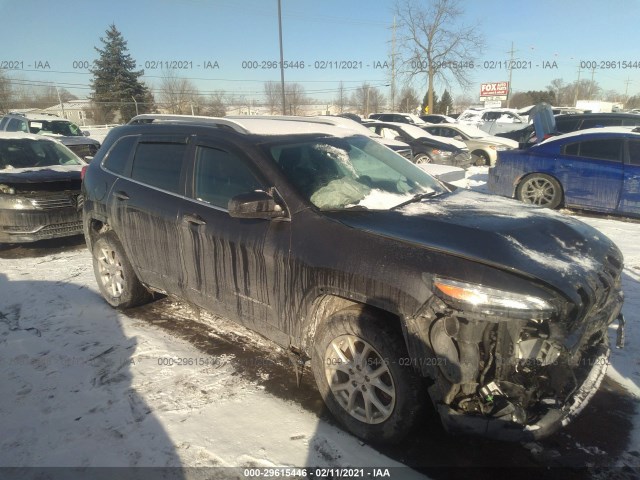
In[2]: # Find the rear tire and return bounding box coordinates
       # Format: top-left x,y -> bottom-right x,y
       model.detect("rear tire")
516,173 -> 563,209
311,306 -> 425,443
92,232 -> 152,308
413,154 -> 432,165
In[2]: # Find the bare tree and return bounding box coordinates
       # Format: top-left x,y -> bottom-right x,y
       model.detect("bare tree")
395,0 -> 484,113
0,70 -> 12,114
199,90 -> 228,117
284,83 -> 308,115
334,81 -> 348,113
397,86 -> 420,113
351,83 -> 386,117
158,69 -> 199,114
263,81 -> 280,114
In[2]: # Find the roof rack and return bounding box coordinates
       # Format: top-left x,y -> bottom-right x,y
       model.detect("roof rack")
127,114 -> 250,134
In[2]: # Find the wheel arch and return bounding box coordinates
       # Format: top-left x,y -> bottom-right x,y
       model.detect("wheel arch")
297,292 -> 406,358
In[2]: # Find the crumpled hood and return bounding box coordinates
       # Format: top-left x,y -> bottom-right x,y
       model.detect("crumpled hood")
325,189 -> 622,303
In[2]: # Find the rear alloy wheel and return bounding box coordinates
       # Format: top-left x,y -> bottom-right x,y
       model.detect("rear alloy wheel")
413,154 -> 432,165
92,232 -> 152,308
311,306 -> 425,443
516,173 -> 563,209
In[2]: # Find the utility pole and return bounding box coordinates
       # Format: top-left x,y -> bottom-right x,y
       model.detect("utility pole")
589,67 -> 596,99
391,16 -> 396,111
505,42 -> 516,108
55,85 -> 65,118
277,0 -> 286,115
624,77 -> 633,104
573,66 -> 582,106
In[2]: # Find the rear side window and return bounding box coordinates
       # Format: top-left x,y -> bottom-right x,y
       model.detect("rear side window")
629,140 -> 640,166
103,135 -> 137,176
192,146 -> 262,209
563,139 -> 623,162
555,117 -> 581,133
6,118 -> 27,132
130,142 -> 187,193
580,118 -> 620,129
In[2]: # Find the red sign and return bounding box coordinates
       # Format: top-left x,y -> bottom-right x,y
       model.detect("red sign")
480,82 -> 509,97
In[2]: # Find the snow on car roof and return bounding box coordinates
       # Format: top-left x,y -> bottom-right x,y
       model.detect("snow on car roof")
540,126 -> 640,144
130,114 -> 356,137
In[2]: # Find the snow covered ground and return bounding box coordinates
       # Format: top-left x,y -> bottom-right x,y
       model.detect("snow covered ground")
0,166 -> 638,477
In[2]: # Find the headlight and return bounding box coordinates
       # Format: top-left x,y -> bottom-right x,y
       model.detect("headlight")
432,276 -> 556,320
0,194 -> 38,210
432,149 -> 453,157
0,184 -> 16,194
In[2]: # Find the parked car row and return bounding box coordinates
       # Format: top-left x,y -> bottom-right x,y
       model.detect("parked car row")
0,111 -> 629,448
0,113 -> 101,159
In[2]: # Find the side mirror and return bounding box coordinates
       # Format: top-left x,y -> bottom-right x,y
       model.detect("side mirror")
228,190 -> 286,219
83,131 -> 91,136
454,135 -> 463,141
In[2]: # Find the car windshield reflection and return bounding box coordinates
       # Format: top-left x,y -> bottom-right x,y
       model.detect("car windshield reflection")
266,135 -> 446,210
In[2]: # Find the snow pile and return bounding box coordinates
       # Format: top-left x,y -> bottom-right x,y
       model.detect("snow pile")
0,246 -> 422,473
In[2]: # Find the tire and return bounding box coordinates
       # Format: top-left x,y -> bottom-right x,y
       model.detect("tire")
311,306 -> 425,443
516,173 -> 563,209
92,231 -> 152,308
472,150 -> 490,166
413,154 -> 432,165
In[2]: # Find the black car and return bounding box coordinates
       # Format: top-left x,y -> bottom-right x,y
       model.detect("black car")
497,112 -> 640,147
0,113 -> 101,159
82,114 -> 624,443
365,120 -> 475,167
0,132 -> 85,243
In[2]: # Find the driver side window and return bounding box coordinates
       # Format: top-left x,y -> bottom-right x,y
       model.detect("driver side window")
193,146 -> 263,209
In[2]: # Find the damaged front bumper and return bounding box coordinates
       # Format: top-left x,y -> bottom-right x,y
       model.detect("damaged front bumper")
404,284 -> 625,442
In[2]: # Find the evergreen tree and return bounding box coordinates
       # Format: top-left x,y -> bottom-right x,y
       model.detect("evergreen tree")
438,90 -> 453,115
90,24 -> 153,122
421,90 -> 438,114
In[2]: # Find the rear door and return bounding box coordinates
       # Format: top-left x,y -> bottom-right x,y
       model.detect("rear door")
107,134 -> 190,293
619,139 -> 640,216
557,138 -> 624,211
178,137 -> 291,342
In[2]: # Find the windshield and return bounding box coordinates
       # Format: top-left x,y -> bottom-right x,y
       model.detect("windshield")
29,120 -> 83,136
0,138 -> 83,170
266,135 -> 445,210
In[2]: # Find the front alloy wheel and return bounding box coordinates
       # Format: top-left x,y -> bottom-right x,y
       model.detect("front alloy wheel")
324,335 -> 396,424
311,306 -> 425,443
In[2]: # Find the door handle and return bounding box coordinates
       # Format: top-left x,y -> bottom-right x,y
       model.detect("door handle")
114,190 -> 130,200
182,213 -> 206,226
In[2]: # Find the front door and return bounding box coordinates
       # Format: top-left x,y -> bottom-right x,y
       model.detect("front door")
178,139 -> 291,342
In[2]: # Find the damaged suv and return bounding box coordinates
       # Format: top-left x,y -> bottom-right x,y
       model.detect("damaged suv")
82,115 -> 625,443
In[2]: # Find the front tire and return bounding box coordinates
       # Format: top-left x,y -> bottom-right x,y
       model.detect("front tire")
92,232 -> 152,308
311,306 -> 425,443
516,173 -> 563,209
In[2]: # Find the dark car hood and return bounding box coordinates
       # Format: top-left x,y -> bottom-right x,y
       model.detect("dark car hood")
0,165 -> 83,184
52,136 -> 100,147
325,189 -> 621,302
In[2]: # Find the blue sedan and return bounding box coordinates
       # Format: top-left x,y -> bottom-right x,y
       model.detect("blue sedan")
488,127 -> 640,217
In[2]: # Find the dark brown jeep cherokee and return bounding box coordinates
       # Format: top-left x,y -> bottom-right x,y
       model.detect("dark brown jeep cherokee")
82,114 -> 625,443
